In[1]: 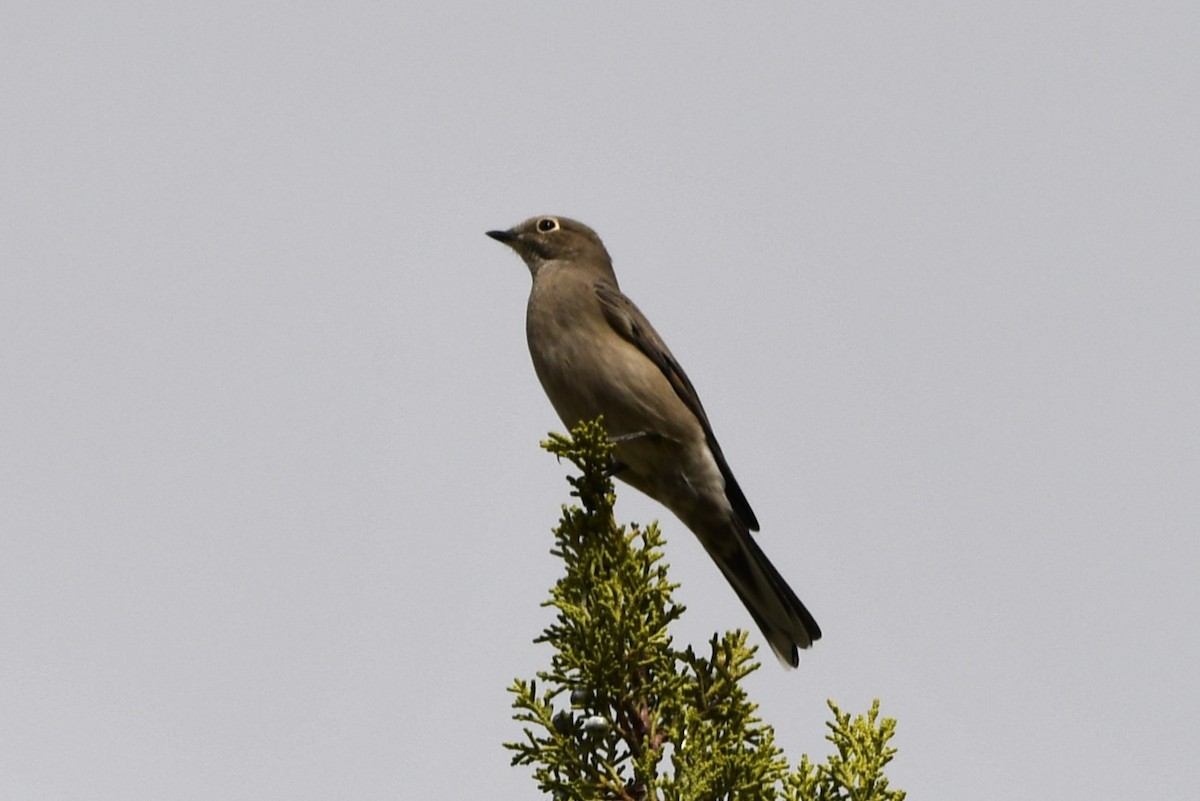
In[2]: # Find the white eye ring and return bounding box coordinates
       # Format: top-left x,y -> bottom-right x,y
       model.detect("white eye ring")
536,218 -> 559,233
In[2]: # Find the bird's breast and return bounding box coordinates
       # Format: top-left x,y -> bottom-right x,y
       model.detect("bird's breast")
525,275 -> 699,443
524,272 -> 731,528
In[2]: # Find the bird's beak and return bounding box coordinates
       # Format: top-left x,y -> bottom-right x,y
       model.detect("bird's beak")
486,228 -> 516,244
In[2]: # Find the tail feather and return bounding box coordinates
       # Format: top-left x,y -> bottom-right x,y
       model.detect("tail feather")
702,522 -> 821,668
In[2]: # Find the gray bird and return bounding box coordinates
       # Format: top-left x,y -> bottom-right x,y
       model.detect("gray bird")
487,215 -> 821,667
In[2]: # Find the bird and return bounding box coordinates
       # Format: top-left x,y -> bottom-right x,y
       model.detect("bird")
487,215 -> 821,667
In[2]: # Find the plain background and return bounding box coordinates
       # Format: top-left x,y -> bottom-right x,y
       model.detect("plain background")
3,2 -> 1197,798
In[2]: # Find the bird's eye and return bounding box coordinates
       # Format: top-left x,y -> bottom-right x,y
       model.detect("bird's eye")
537,218 -> 559,233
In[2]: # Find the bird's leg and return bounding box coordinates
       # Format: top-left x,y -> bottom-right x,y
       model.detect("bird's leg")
610,430 -> 655,444
604,430 -> 661,477
604,458 -> 627,478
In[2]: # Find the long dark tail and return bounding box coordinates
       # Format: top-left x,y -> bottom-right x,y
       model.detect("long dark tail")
701,521 -> 821,668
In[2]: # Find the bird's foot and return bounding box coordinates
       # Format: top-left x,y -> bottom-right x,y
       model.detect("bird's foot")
604,430 -> 665,476
603,458 -> 628,478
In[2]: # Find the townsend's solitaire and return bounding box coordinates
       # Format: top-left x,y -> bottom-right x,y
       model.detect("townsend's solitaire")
488,215 -> 821,667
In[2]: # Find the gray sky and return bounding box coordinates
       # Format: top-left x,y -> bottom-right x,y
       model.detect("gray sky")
2,2 -> 1197,798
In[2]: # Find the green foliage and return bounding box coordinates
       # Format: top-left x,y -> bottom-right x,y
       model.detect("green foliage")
785,700 -> 905,801
507,419 -> 904,801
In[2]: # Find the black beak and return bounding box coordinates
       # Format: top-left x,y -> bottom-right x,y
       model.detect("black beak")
486,229 -> 516,243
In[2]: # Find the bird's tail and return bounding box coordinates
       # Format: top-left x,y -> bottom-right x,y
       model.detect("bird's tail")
700,521 -> 821,668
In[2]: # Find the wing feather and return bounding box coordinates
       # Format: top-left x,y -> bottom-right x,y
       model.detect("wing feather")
594,282 -> 760,531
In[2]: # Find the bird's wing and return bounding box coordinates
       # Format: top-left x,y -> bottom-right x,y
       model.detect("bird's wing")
594,281 -> 760,531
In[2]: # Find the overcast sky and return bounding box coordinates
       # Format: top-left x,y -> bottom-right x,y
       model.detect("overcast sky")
2,2 -> 1197,799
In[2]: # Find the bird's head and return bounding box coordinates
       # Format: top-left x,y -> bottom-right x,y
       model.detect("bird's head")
487,216 -> 613,279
